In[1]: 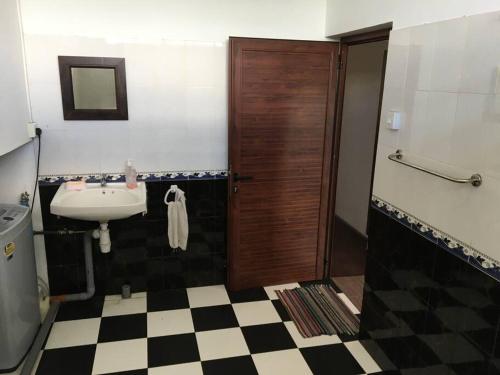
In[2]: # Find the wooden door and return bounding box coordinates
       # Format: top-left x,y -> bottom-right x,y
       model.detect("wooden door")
228,37 -> 339,290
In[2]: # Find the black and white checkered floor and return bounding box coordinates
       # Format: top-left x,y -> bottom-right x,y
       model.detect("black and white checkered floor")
31,283 -> 382,375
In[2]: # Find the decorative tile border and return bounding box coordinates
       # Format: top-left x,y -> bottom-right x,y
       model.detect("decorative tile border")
372,195 -> 500,283
39,170 -> 228,185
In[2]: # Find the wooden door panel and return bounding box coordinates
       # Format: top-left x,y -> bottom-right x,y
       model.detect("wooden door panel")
229,38 -> 338,290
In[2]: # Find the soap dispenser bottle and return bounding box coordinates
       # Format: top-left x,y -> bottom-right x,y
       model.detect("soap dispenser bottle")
125,159 -> 138,189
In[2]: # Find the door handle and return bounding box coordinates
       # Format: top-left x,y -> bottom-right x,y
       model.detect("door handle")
233,173 -> 253,182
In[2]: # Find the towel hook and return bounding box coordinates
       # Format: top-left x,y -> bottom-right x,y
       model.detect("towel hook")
164,185 -> 178,204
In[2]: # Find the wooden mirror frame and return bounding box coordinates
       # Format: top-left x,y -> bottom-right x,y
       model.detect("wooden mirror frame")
58,56 -> 128,120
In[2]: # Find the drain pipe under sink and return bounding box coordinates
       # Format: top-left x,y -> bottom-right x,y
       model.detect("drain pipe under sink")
35,230 -> 96,302
52,230 -> 96,302
97,223 -> 111,253
23,230 -> 96,374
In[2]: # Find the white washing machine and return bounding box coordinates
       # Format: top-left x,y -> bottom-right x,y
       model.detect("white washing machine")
0,204 -> 40,372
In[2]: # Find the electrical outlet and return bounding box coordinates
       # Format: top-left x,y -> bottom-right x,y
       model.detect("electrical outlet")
26,122 -> 38,138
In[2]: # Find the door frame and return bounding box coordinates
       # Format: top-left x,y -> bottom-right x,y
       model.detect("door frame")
227,37 -> 339,290
325,29 -> 391,278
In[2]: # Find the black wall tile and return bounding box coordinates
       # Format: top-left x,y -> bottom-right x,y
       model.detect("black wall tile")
362,207 -> 500,373
40,179 -> 227,296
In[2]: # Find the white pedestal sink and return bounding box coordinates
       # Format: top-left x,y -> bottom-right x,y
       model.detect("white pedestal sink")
50,182 -> 147,253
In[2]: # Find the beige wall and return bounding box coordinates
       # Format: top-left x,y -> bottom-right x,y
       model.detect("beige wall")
325,0 -> 500,36
335,40 -> 387,235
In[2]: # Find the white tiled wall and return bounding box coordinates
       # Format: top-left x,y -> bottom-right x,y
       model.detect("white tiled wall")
25,35 -> 228,174
19,0 -> 328,176
373,11 -> 500,264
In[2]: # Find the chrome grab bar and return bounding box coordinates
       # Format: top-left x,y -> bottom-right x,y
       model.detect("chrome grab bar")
388,149 -> 482,187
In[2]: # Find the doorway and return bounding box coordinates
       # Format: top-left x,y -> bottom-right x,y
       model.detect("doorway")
329,31 -> 389,310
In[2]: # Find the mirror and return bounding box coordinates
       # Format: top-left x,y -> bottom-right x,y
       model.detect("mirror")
71,67 -> 117,110
58,56 -> 128,120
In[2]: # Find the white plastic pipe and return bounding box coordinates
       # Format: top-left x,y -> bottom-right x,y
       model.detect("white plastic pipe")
51,231 -> 95,302
98,223 -> 111,253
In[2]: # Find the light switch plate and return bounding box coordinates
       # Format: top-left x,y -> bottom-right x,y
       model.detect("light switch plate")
386,111 -> 402,130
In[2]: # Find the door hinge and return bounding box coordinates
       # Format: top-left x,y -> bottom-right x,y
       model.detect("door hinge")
336,54 -> 343,70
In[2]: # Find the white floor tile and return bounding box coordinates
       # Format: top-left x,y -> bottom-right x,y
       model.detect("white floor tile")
195,327 -> 249,361
147,309 -> 194,337
186,285 -> 230,308
264,283 -> 301,300
102,295 -> 147,317
45,318 -> 100,349
338,293 -> 361,315
148,362 -> 203,375
92,338 -> 147,375
232,300 -> 281,326
252,349 -> 312,375
345,341 -> 381,374
284,321 -> 341,348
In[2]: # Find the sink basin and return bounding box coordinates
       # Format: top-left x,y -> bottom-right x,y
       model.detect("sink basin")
50,182 -> 147,222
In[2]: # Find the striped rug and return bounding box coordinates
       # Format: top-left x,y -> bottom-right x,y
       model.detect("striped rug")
276,284 -> 360,338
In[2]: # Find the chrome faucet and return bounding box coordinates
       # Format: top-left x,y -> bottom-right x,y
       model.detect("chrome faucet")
100,174 -> 108,187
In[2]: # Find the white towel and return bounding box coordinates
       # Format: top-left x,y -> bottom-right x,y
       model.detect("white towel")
166,188 -> 189,250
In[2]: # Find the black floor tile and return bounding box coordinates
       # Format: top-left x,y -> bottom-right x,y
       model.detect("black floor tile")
148,333 -> 200,367
101,370 -> 148,375
227,287 -> 269,304
359,338 -> 400,372
241,323 -> 296,354
339,332 -> 360,342
201,355 -> 258,375
147,289 -> 189,311
300,344 -> 364,375
55,296 -> 104,321
36,345 -> 96,375
98,314 -> 147,343
272,299 -> 291,321
191,305 -> 239,332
